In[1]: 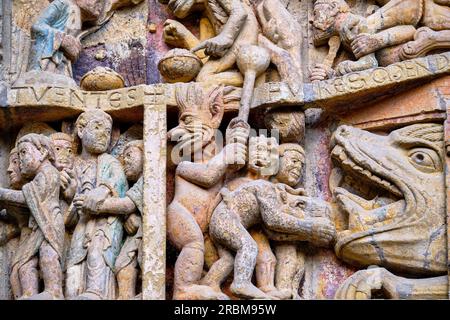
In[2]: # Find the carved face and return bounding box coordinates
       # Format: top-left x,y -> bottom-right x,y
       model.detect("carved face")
18,142 -> 44,178
78,118 -> 112,155
123,145 -> 143,182
7,150 -> 23,190
331,124 -> 446,274
76,0 -> 103,22
53,139 -> 75,171
275,149 -> 304,187
168,85 -> 224,158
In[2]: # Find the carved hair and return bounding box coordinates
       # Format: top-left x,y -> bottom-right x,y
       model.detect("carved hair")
124,140 -> 144,153
17,133 -> 55,162
75,109 -> 113,132
51,132 -> 74,143
279,143 -> 305,161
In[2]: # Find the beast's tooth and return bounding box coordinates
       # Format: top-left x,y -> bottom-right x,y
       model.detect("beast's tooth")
339,152 -> 347,161
354,166 -> 363,173
363,170 -> 372,177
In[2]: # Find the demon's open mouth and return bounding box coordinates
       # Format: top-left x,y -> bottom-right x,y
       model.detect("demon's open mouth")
330,144 -> 404,216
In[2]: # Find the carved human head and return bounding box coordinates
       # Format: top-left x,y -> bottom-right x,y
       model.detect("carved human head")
275,143 -> 305,187
75,110 -> 113,155
122,140 -> 144,182
51,132 -> 76,171
17,134 -> 55,179
74,0 -> 104,22
264,110 -> 305,144
168,84 -> 225,156
313,0 -> 349,33
7,148 -> 25,190
248,135 -> 279,176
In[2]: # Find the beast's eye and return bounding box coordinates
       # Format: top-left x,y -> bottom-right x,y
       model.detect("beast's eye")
408,148 -> 441,172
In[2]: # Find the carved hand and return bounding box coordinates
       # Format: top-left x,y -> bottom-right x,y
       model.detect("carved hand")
61,168 -> 77,201
223,142 -> 247,167
308,217 -> 336,247
124,213 -> 141,235
61,34 -> 82,62
351,33 -> 382,59
192,35 -> 234,58
309,63 -> 336,82
335,267 -> 400,299
81,186 -> 111,215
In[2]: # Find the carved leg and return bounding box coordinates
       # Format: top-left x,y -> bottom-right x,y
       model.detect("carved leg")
9,264 -> 21,299
210,203 -> 270,299
76,232 -> 112,300
196,51 -> 244,87
251,229 -> 285,299
168,202 -> 228,300
116,258 -> 138,300
18,257 -> 39,299
200,245 -> 234,293
37,241 -> 63,299
274,243 -> 299,299
400,27 -> 450,60
65,263 -> 85,299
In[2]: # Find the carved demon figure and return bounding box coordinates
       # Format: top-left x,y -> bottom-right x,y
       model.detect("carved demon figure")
167,84 -> 248,300
331,124 -> 447,299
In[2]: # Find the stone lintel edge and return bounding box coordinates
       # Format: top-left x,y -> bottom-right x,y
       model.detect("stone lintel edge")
1,52 -> 449,118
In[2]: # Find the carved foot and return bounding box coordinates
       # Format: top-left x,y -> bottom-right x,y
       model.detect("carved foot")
401,27 -> 450,60
230,282 -> 273,300
260,285 -> 290,300
73,291 -> 103,300
23,291 -> 64,300
174,285 -> 230,300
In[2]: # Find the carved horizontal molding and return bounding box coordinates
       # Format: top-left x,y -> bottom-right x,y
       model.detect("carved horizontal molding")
1,53 -> 449,130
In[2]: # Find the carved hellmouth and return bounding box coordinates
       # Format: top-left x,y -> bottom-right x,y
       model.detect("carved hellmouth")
331,145 -> 403,198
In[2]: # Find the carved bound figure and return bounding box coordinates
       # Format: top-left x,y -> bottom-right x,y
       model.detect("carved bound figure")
50,133 -> 78,229
163,0 -> 261,87
167,84 -> 248,300
90,140 -> 144,300
207,137 -> 336,299
2,148 -> 30,299
310,0 -> 378,81
0,134 -> 63,300
65,110 -> 128,300
351,0 -> 450,64
331,124 -> 447,299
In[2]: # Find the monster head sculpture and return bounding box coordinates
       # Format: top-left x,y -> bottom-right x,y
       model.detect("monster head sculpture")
331,124 -> 446,276
168,84 -> 225,161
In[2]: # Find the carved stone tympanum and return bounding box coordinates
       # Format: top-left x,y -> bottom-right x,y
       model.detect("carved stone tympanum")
0,0 -> 449,301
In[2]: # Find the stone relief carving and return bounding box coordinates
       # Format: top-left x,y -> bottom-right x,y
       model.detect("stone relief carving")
0,0 -> 449,301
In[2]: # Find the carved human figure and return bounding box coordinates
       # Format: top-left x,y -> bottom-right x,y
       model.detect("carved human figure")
89,140 -> 144,300
167,84 -> 248,300
310,0 -> 379,81
351,0 -> 450,64
65,110 -> 128,300
27,0 -> 103,82
163,0 -> 261,87
207,136 -> 336,299
331,124 -> 447,299
0,134 -> 64,300
2,148 -> 30,299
